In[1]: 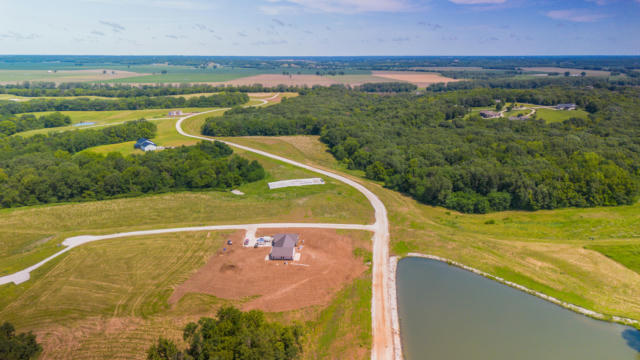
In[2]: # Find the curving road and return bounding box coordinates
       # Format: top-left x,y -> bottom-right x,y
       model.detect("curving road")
176,111 -> 397,360
0,96 -> 399,359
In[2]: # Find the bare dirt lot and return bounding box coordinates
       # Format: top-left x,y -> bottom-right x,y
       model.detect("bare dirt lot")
169,228 -> 371,312
371,71 -> 458,87
223,74 -> 393,87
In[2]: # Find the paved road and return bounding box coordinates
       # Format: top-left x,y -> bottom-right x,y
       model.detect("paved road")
176,111 -> 397,360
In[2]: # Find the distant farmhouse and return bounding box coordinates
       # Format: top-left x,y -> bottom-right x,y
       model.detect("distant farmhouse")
269,233 -> 299,261
555,103 -> 577,111
479,110 -> 501,119
134,138 -> 158,152
168,110 -> 183,116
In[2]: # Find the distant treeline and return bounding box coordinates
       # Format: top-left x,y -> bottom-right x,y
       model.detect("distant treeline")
202,85 -> 640,213
0,82 -> 307,98
0,112 -> 71,135
1,55 -> 638,73
0,92 -> 249,114
359,82 -> 418,93
0,129 -> 265,208
427,76 -> 640,92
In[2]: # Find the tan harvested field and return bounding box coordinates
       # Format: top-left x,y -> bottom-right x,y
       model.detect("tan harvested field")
170,228 -> 371,313
522,67 -> 611,76
223,74 -> 394,87
372,71 -> 458,87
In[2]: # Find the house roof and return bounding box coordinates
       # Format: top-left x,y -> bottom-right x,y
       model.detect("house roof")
270,246 -> 295,259
272,233 -> 299,248
135,138 -> 157,149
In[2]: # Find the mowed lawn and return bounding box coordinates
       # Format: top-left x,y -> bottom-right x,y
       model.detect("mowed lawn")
0,229 -> 372,359
0,231 -> 233,358
535,108 -> 590,123
220,135 -> 640,321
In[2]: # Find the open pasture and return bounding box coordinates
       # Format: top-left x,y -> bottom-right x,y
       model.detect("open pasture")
535,108 -> 589,123
0,69 -> 145,84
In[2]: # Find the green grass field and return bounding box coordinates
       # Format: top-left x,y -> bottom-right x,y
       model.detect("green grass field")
105,68 -> 265,84
219,135 -> 640,322
0,94 -> 117,101
504,109 -> 531,118
15,108 -> 217,137
0,227 -> 373,359
587,244 -> 640,275
535,108 -> 589,123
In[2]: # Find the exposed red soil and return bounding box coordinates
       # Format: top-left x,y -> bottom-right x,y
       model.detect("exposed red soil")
170,228 -> 369,312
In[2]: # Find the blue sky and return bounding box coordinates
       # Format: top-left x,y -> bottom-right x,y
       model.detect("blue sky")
0,0 -> 638,55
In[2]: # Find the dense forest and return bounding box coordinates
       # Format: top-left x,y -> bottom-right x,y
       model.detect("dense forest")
0,92 -> 249,114
0,120 -> 265,207
359,82 -> 418,93
0,112 -> 71,135
202,85 -> 640,213
147,307 -> 303,360
0,83 -> 306,98
0,322 -> 41,360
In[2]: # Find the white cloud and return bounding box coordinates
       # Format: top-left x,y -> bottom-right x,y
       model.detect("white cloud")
546,9 -> 609,22
265,0 -> 416,13
449,0 -> 506,4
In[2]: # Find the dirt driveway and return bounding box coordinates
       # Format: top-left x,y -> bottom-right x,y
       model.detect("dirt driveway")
169,228 -> 370,312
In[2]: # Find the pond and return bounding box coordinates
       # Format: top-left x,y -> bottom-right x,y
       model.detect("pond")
396,257 -> 640,360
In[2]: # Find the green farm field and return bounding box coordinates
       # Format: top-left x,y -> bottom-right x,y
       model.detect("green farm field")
0,69 -> 144,83
105,68 -> 266,84
218,135 -> 640,322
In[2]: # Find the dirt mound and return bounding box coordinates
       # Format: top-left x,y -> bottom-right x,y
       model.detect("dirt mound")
170,228 -> 370,312
219,262 -> 239,273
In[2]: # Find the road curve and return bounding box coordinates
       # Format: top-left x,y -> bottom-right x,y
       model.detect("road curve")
176,111 -> 397,360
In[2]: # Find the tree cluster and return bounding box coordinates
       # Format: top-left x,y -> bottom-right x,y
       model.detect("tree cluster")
0,322 -> 41,360
0,83 -> 306,98
0,138 -> 264,208
202,85 -> 640,213
358,82 -> 418,93
0,92 -> 249,115
0,112 -> 71,135
147,306 -> 303,360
